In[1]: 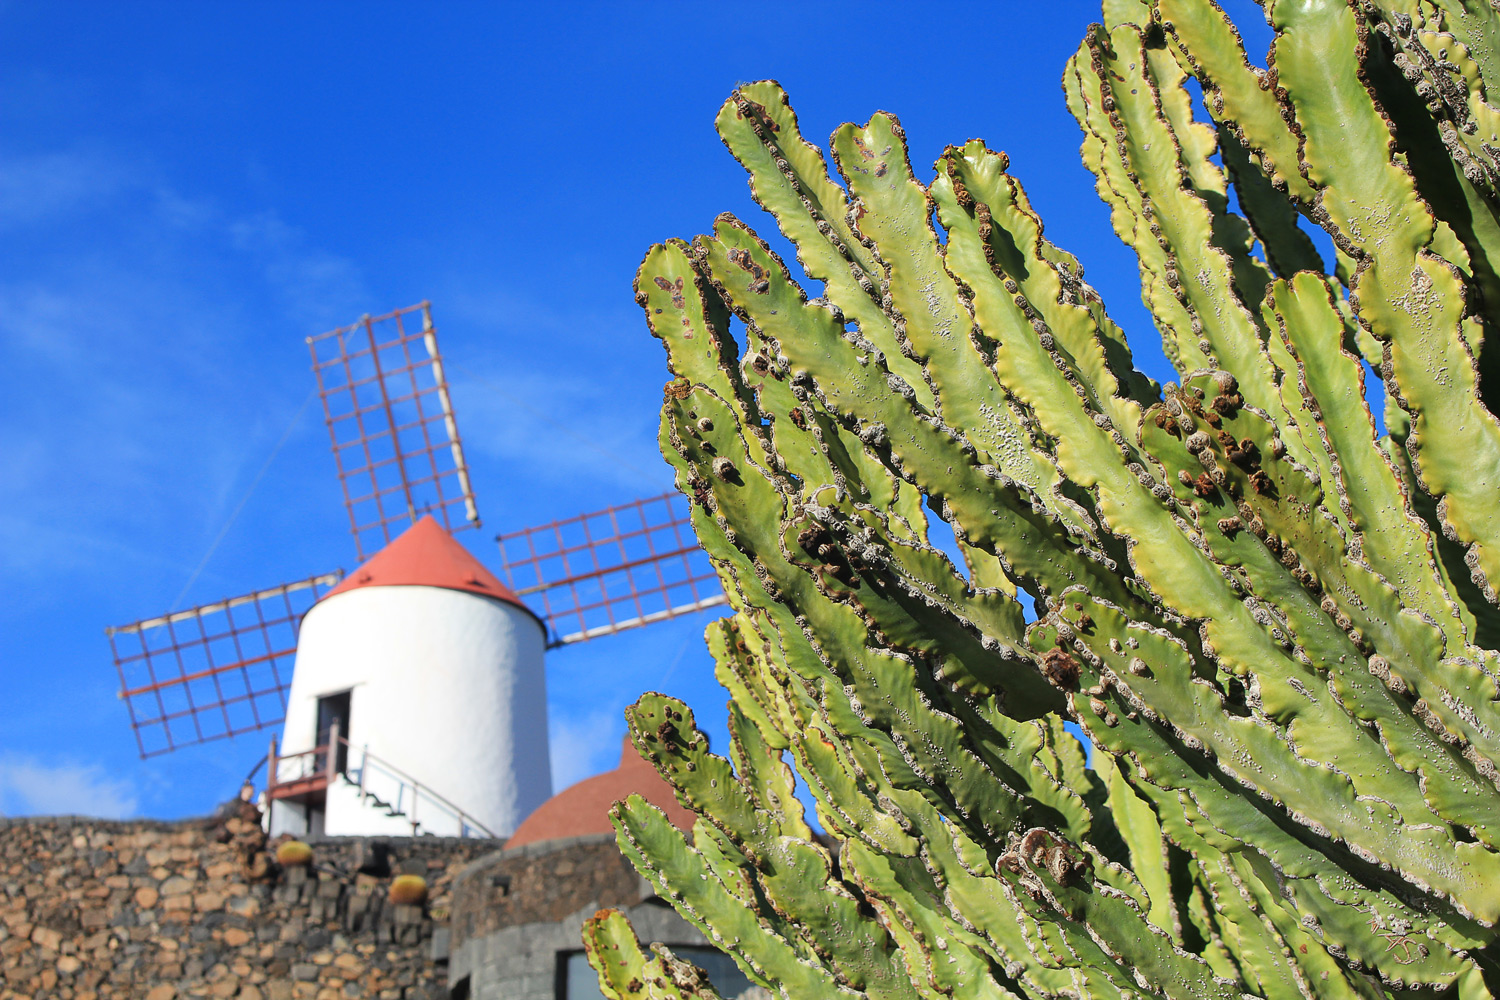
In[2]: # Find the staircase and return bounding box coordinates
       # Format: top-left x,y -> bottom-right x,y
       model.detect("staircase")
341,740 -> 497,839
350,781 -> 404,820
267,727 -> 497,839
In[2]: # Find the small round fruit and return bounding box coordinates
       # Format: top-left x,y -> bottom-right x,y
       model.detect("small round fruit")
276,840 -> 313,866
389,874 -> 427,906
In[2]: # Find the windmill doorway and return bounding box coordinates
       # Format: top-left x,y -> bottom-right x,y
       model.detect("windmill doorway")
316,690 -> 351,775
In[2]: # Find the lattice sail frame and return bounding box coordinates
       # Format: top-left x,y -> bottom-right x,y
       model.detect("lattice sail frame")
309,302 -> 480,561
496,491 -> 726,646
108,573 -> 341,758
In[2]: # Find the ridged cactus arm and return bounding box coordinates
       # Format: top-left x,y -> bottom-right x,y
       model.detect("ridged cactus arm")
937,136 -> 1451,881
836,851 -> 1035,1000
714,84 -> 933,413
635,240 -> 755,413
625,680 -> 1111,1000
1152,0 -> 1314,209
1125,27 -> 1351,511
662,386 -> 1052,840
583,910 -> 726,1000
1202,848 -> 1379,1000
1154,0 -> 1368,294
743,666 -> 1234,1000
1071,555 -> 1500,921
1364,1 -> 1500,197
707,618 -> 799,760
823,113 -> 1080,529
1269,0 -> 1500,600
1149,26 -> 1279,319
841,833 -> 1138,1000
813,502 -> 1037,692
790,714 -> 924,859
691,218 -> 1137,613
838,740 -> 1242,1000
612,797 -> 852,1000
1270,272 -> 1478,644
1214,123 -> 1325,279
1026,600 -> 1490,986
644,265 -> 1049,715
724,600 -> 931,860
652,391 -> 933,819
725,700 -> 813,844
626,695 -> 920,999
1142,378 -> 1500,854
1091,750 -> 1177,937
828,46 -> 1494,917
1360,10 -> 1500,360
653,235 -> 1039,681
610,4 -> 1500,996
1072,25 -> 1324,472
1376,0 -> 1500,116
1067,23 -> 1353,530
1065,46 -> 1210,375
1227,852 -> 1393,1000
657,361 -> 1134,893
933,141 -> 1154,440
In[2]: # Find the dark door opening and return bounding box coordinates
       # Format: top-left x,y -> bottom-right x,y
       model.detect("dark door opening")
315,690 -> 351,774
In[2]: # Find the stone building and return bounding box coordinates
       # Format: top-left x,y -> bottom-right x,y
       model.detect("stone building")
444,738 -> 755,1000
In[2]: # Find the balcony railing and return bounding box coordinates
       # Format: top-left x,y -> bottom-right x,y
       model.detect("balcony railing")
265,721 -> 496,839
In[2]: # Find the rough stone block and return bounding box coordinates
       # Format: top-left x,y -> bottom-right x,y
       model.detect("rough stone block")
429,927 -> 450,963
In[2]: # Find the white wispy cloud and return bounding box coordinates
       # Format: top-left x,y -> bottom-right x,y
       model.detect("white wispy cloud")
0,755 -> 138,819
229,212 -> 369,329
0,146 -> 367,589
453,364 -> 666,496
438,285 -> 671,498
0,150 -> 129,229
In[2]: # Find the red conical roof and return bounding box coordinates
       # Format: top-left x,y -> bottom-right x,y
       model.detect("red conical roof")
322,516 -> 532,616
505,736 -> 695,848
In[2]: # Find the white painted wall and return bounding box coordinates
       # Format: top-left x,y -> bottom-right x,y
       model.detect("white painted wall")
270,585 -> 551,838
324,776 -> 422,838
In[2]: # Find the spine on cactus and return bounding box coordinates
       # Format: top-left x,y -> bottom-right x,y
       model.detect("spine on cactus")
585,3 -> 1500,998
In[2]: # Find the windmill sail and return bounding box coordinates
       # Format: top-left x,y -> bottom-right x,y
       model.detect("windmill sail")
109,300 -> 727,759
309,302 -> 480,561
496,491 -> 726,646
108,573 -> 342,758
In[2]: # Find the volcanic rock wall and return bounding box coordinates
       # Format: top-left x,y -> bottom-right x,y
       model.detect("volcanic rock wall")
0,813 -> 501,1000
446,833 -> 710,1000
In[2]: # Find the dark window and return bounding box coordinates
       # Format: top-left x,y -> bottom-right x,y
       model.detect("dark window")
315,690 -> 351,773
560,948 -> 755,1000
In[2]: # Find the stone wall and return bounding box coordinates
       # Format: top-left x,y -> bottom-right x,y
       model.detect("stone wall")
447,833 -> 707,1000
0,812 -> 501,1000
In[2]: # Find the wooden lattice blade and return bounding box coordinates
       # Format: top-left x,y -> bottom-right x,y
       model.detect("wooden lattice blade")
309,302 -> 479,561
107,572 -> 341,757
496,491 -> 727,646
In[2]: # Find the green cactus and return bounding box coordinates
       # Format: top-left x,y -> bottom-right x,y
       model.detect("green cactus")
585,3 -> 1500,998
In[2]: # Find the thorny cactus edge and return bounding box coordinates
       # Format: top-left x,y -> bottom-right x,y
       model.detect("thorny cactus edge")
585,1 -> 1500,998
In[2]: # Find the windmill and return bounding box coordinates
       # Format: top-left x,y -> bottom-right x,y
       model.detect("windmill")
106,302 -> 725,837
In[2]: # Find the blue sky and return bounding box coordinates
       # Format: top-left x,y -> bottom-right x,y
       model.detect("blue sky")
0,3 -> 1271,820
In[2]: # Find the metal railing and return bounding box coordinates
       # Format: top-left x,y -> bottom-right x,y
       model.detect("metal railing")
345,737 -> 497,838
265,722 -> 496,839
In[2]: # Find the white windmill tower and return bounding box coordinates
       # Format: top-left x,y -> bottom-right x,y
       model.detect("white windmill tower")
106,302 -> 725,839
